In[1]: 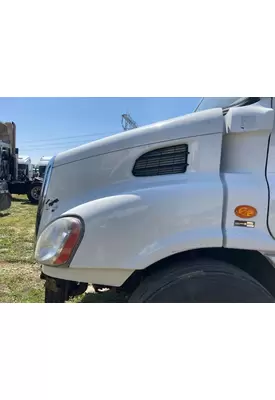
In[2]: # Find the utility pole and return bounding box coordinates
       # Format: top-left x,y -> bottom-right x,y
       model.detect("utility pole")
121,113 -> 138,131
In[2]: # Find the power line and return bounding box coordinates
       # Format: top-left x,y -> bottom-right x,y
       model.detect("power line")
22,131 -> 118,144
20,141 -> 92,151
21,138 -> 97,148
19,134 -> 119,150
19,114 -> 140,152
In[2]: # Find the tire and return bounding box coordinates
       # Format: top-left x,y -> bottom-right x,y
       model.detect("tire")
128,258 -> 275,303
27,184 -> 41,204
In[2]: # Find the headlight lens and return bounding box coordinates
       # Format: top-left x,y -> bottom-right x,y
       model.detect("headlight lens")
35,216 -> 83,266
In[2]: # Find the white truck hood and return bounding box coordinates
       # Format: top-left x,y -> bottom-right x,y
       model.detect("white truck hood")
54,108 -> 224,167
36,107 -> 225,239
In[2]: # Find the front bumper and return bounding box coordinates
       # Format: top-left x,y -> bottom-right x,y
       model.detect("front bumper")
41,264 -> 134,287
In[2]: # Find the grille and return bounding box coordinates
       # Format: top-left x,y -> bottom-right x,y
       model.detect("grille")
133,144 -> 189,177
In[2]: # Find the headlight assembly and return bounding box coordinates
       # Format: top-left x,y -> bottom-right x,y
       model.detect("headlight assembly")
35,216 -> 83,266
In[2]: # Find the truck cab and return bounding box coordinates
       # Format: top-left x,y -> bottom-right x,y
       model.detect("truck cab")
18,155 -> 34,181
0,122 -> 17,211
38,156 -> 52,178
35,97 -> 275,302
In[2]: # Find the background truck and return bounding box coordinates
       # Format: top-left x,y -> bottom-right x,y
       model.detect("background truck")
37,156 -> 52,178
0,121 -> 43,205
10,152 -> 43,204
35,97 -> 275,303
0,121 -> 17,211
18,155 -> 34,181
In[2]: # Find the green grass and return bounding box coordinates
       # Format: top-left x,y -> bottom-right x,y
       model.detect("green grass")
0,195 -> 126,303
0,262 -> 44,302
0,196 -> 37,264
0,195 -> 43,302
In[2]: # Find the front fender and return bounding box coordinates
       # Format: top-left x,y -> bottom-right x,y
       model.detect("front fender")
65,176 -> 223,272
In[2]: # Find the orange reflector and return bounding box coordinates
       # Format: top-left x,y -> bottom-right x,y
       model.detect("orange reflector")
234,205 -> 257,219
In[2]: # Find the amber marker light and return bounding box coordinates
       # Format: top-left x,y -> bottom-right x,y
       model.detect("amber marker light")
234,205 -> 257,219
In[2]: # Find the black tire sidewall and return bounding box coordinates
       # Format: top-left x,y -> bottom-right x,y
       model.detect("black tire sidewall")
27,184 -> 41,204
129,259 -> 274,303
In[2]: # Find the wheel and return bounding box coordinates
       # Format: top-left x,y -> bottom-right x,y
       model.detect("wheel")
27,184 -> 41,204
128,258 -> 275,303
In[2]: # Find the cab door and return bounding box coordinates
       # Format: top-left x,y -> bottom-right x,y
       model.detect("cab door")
266,102 -> 275,239
222,98 -> 274,250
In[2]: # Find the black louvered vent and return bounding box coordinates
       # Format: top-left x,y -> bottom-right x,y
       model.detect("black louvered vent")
133,144 -> 189,177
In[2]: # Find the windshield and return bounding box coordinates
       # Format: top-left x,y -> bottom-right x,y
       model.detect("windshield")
18,164 -> 27,171
195,98 -> 244,112
39,166 -> 46,177
194,97 -> 262,113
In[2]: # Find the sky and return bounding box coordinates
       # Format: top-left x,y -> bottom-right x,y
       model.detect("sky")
0,97 -> 200,164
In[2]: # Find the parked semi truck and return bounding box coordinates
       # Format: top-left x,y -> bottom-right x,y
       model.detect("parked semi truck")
0,121 -> 43,205
0,121 -> 17,211
18,155 -> 34,180
9,153 -> 43,204
35,97 -> 275,303
37,156 -> 52,178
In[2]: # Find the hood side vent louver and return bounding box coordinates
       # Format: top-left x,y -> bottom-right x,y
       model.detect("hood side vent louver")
133,144 -> 189,177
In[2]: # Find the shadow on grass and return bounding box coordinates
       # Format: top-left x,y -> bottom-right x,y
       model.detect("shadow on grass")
11,197 -> 36,206
0,212 -> 10,218
81,289 -> 128,303
11,197 -> 24,202
21,201 -> 37,206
